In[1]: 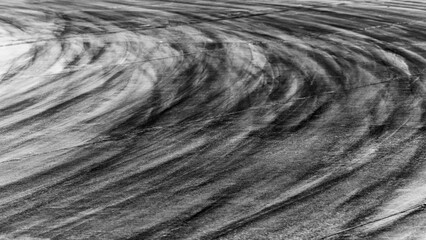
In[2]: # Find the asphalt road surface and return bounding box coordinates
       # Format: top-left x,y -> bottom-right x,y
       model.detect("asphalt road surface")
1,0 -> 426,239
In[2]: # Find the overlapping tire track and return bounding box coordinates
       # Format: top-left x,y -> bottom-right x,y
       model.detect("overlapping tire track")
1,0 -> 426,239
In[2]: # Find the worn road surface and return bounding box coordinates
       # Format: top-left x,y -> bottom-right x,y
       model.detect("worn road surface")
1,0 -> 426,239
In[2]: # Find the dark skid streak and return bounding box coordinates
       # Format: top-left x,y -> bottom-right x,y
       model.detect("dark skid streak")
0,0 -> 426,239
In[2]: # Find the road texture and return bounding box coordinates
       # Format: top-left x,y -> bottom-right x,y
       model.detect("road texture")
0,0 -> 426,239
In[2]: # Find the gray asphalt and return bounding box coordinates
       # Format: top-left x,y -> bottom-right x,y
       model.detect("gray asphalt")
0,0 -> 426,239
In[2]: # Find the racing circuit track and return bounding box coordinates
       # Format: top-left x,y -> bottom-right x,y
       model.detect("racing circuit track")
1,0 -> 426,239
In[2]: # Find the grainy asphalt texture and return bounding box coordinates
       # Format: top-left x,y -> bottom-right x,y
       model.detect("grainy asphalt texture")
1,0 -> 426,239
